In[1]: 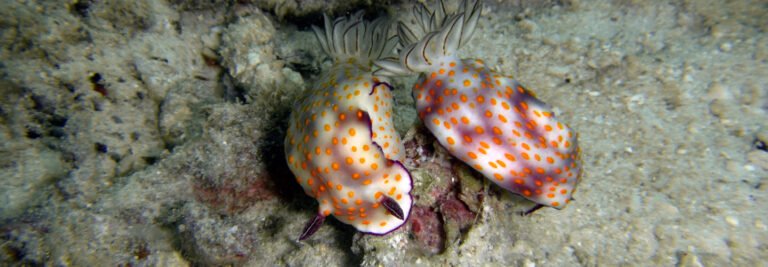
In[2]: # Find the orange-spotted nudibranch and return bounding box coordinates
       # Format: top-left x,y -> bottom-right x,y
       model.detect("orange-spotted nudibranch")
285,12 -> 412,240
376,0 -> 581,210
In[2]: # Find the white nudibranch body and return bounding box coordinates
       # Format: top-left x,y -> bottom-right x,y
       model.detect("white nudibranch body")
376,0 -> 582,210
285,12 -> 412,240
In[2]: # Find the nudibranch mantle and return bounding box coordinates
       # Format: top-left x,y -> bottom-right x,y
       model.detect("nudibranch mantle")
413,56 -> 581,208
285,13 -> 412,240
376,0 -> 582,209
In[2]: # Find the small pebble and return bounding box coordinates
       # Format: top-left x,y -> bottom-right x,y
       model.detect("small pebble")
719,43 -> 732,52
725,216 -> 739,227
755,220 -> 766,231
747,151 -> 768,170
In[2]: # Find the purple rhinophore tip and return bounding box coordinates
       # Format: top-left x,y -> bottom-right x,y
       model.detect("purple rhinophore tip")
298,214 -> 326,241
521,204 -> 544,216
380,196 -> 405,220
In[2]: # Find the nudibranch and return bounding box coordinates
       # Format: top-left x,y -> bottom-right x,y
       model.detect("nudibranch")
375,0 -> 581,209
285,12 -> 413,240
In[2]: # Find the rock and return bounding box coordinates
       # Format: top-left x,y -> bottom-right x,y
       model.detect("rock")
409,206 -> 444,254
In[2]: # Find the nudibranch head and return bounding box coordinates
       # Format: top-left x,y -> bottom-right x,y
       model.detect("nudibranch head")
285,12 -> 412,240
375,0 -> 582,209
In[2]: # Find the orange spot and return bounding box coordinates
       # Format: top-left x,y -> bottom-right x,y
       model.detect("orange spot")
547,193 -> 555,199
476,96 -> 485,103
349,128 -> 356,136
523,190 -> 532,196
498,114 -> 508,123
371,163 -> 378,170
463,135 -> 473,143
463,79 -> 471,87
461,116 -> 470,124
505,153 -> 516,161
395,174 -> 402,181
493,173 -> 503,181
363,179 -> 372,185
480,141 -> 490,149
332,162 -> 340,170
521,152 -> 530,160
521,143 -> 531,150
346,157 -> 354,165
484,110 -> 493,118
460,94 -> 468,103
468,152 -> 478,159
475,126 -> 485,134
560,189 -> 568,195
339,113 -> 346,121
514,179 -> 524,185
432,118 -> 440,126
552,201 -> 560,207
388,187 -> 396,196
496,160 -> 506,168
447,137 -> 455,145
